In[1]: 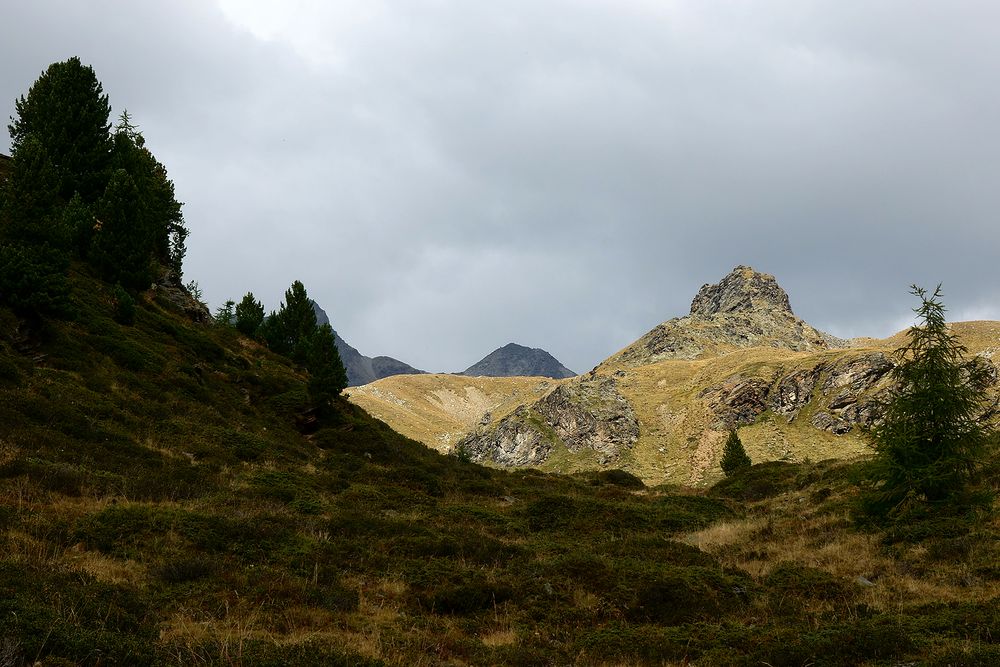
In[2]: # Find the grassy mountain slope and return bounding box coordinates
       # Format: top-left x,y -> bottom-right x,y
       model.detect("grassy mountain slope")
363,322 -> 999,486
2,268 -> 999,665
346,373 -> 561,451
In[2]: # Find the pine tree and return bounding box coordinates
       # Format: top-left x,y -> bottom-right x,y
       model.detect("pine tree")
235,292 -> 265,338
1,135 -> 62,247
0,241 -> 71,317
109,110 -> 188,275
264,281 -> 318,362
8,57 -> 112,204
721,430 -> 752,476
305,323 -> 349,412
90,169 -> 152,290
863,285 -> 996,519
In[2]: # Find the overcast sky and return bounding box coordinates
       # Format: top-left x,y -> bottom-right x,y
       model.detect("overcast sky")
3,1 -> 999,373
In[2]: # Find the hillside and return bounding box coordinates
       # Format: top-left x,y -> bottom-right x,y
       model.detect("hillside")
354,267 -> 1000,486
346,373 -> 563,451
3,270 -> 1000,666
459,342 -> 576,379
311,301 -> 424,386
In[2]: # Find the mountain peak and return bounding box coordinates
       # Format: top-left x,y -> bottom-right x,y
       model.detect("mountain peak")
690,265 -> 793,317
461,343 -> 576,379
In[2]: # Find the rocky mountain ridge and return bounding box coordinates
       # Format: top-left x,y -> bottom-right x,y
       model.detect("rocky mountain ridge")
459,342 -> 575,379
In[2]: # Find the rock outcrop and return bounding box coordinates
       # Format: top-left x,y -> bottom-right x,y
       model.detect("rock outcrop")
460,343 -> 576,379
458,376 -> 638,467
702,352 -> 895,433
311,301 -> 425,387
608,266 -> 845,367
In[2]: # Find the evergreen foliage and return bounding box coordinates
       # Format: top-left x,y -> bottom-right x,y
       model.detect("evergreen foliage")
112,284 -> 136,325
235,292 -> 265,338
1,135 -> 62,247
305,323 -> 349,411
109,110 -> 188,276
8,57 -> 112,204
263,281 -> 318,363
862,285 -> 996,520
90,169 -> 151,290
720,429 -> 752,476
61,193 -> 94,259
257,281 -> 348,406
214,300 -> 236,327
3,58 -> 189,313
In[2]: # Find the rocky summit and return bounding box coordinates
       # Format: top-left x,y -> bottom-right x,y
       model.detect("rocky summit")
459,342 -> 576,379
606,265 -> 845,367
689,265 -> 793,316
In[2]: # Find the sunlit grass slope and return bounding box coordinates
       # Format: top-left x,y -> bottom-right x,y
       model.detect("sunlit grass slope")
347,373 -> 562,452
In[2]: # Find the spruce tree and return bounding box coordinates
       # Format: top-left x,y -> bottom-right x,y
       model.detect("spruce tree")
235,292 -> 265,338
305,323 -> 349,411
863,285 -> 996,519
721,430 -> 752,476
90,169 -> 152,290
8,57 -> 112,204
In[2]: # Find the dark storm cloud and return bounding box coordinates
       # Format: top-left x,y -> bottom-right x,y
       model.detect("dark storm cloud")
3,1 -> 999,373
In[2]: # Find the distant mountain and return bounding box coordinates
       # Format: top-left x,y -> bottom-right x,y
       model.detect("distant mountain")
311,301 -> 424,387
459,343 -> 576,379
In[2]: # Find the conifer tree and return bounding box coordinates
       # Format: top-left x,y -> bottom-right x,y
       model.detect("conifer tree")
109,110 -> 187,276
264,281 -> 318,362
215,300 -> 236,326
1,135 -> 62,246
721,429 -> 752,476
305,323 -> 349,411
0,138 -> 71,317
863,285 -> 996,519
90,169 -> 152,290
235,292 -> 265,338
8,57 -> 112,204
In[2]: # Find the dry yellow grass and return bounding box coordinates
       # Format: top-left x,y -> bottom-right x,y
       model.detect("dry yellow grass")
346,373 -> 562,451
684,485 -> 1000,615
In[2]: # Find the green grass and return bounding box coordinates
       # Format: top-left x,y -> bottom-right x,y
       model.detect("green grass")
0,267 -> 997,665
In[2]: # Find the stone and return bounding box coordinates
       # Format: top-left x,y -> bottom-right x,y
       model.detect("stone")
457,376 -> 639,467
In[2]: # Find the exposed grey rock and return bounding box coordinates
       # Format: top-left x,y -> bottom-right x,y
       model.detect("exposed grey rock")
460,343 -> 576,379
153,269 -> 211,323
704,376 -> 772,429
811,412 -> 852,434
458,376 -> 638,467
822,353 -> 893,394
770,368 -> 822,420
311,301 -> 425,386
689,265 -> 792,317
705,351 -> 897,434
